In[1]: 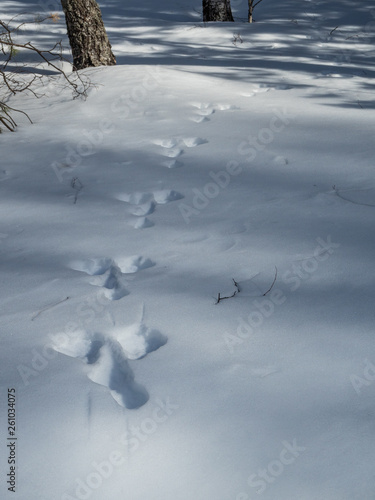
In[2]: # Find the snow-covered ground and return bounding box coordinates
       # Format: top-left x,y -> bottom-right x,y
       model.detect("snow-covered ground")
1,0 -> 375,498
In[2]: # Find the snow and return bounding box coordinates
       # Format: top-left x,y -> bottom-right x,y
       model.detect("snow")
1,0 -> 375,499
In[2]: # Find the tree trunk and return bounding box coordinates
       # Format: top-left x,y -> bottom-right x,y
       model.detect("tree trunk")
248,1 -> 254,23
202,0 -> 234,22
61,0 -> 116,71
248,0 -> 265,23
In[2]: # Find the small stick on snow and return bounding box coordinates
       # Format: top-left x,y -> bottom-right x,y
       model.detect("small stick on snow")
71,177 -> 83,204
215,279 -> 240,304
31,296 -> 69,321
329,26 -> 339,36
263,267 -> 278,296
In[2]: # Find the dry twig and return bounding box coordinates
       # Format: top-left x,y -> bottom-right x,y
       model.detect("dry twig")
215,279 -> 240,304
262,267 -> 278,296
0,16 -> 91,131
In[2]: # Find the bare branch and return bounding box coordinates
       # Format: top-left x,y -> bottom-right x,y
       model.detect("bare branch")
0,15 -> 92,131
215,279 -> 241,304
71,177 -> 83,204
262,267 -> 278,296
248,0 -> 266,23
329,26 -> 339,36
31,296 -> 69,321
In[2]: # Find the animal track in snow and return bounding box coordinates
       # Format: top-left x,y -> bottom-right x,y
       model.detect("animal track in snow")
153,189 -> 184,204
161,159 -> 184,169
190,115 -> 210,123
100,265 -> 130,300
115,189 -> 184,221
189,102 -> 215,122
115,321 -> 167,360
241,83 -> 292,97
316,70 -> 360,79
182,137 -> 208,148
163,148 -> 184,158
251,84 -> 272,94
117,256 -> 155,274
132,217 -> 155,229
51,322 -> 167,408
191,102 -> 215,114
152,138 -> 179,149
152,138 -> 184,159
117,192 -> 153,205
153,136 -> 207,165
69,255 -> 155,299
129,201 -> 156,217
189,102 -> 238,122
70,257 -> 113,276
70,259 -> 129,300
216,103 -> 239,111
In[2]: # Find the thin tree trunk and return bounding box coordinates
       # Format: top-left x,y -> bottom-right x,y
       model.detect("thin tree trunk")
248,2 -> 254,23
248,0 -> 265,23
203,0 -> 234,22
61,0 -> 116,71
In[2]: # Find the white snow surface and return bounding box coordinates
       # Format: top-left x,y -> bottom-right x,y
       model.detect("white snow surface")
1,0 -> 375,499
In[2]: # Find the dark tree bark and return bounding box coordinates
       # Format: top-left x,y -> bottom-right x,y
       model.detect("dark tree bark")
202,0 -> 234,22
61,0 -> 116,71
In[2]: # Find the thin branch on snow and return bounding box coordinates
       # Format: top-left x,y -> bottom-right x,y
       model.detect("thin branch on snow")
215,268 -> 278,304
333,186 -> 375,207
71,177 -> 83,204
31,296 -> 69,321
232,33 -> 243,46
215,279 -> 240,304
329,26 -> 339,36
263,267 -> 278,296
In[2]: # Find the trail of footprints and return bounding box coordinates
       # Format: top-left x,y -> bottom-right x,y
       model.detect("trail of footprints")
59,86 -> 295,407
70,255 -> 155,300
59,108 -> 214,407
190,102 -> 238,123
115,188 -> 184,229
118,89 -> 292,229
115,133 -> 210,228
152,135 -> 208,169
241,83 -> 292,98
69,256 -> 155,301
55,256 -> 167,408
